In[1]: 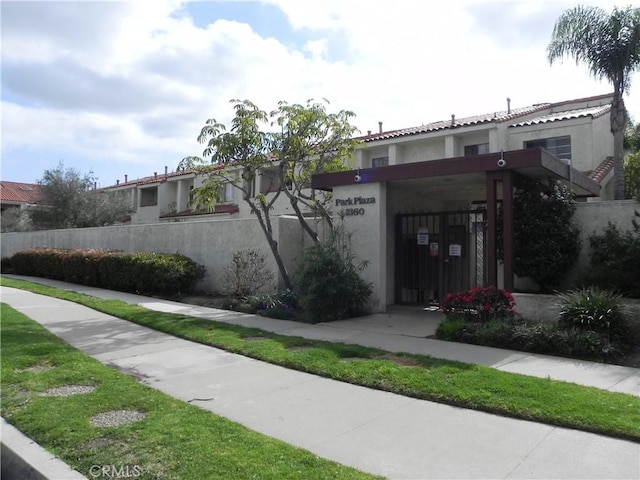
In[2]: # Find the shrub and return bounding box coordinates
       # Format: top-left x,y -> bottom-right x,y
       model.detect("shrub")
295,232 -> 372,323
1,257 -> 13,273
245,290 -> 298,311
257,307 -> 296,320
10,248 -> 65,280
9,248 -> 204,295
585,217 -> 640,298
221,249 -> 274,298
498,179 -> 580,290
435,316 -> 630,362
557,287 -> 630,341
441,286 -> 516,322
435,316 -> 468,339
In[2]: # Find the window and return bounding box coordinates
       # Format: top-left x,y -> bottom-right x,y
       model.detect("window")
260,167 -> 281,193
140,187 -> 158,207
464,143 -> 490,156
525,136 -> 571,160
372,156 -> 389,168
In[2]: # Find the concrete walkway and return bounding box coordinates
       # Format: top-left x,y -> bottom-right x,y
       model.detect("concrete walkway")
1,278 -> 639,479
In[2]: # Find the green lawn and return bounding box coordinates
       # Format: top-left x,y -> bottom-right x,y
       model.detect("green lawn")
1,303 -> 382,480
2,276 -> 640,443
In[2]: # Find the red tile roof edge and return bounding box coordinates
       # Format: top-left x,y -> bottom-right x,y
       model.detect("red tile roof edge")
587,156 -> 614,183
0,181 -> 43,204
358,92 -> 615,143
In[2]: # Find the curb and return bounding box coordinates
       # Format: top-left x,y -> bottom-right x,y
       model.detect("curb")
1,418 -> 87,480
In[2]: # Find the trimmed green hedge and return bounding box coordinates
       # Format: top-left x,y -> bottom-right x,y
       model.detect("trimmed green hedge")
9,248 -> 205,295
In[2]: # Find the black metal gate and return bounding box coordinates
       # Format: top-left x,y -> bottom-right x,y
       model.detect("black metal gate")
395,210 -> 487,305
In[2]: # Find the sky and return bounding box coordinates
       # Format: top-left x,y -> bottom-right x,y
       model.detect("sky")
2,0 -> 640,186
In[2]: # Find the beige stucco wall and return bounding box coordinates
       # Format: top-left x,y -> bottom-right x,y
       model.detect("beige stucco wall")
592,113 -> 614,167
3,192 -> 636,312
398,138 -> 446,164
570,200 -> 639,284
332,183 -> 388,311
0,217 -> 308,294
507,117 -> 601,171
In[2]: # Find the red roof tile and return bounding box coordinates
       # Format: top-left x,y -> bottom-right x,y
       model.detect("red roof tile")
359,93 -> 614,142
0,181 -> 43,205
509,104 -> 611,127
588,156 -> 614,183
105,166 -> 225,189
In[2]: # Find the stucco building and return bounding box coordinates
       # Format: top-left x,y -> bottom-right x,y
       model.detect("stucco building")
98,93 -> 617,310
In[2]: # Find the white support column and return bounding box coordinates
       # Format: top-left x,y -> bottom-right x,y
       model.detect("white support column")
388,144 -> 398,165
444,135 -> 456,158
176,181 -> 184,212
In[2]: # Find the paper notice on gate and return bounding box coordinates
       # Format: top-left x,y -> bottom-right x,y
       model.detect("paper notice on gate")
449,244 -> 462,257
417,228 -> 429,245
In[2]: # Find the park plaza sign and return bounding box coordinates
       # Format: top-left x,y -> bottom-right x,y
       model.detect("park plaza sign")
335,196 -> 376,216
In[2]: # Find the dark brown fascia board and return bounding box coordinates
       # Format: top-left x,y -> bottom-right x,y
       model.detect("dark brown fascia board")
312,148 -> 601,196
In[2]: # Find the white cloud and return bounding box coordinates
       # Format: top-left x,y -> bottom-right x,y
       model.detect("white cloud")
1,0 -> 638,184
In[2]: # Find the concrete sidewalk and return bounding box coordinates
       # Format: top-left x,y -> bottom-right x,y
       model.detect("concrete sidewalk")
1,280 -> 639,479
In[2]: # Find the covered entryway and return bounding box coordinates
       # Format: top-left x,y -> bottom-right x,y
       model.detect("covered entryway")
395,210 -> 487,305
312,147 -> 602,312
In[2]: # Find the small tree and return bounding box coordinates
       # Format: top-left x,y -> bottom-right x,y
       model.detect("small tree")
498,179 -> 580,291
0,207 -> 33,232
30,162 -> 132,229
179,99 -> 361,289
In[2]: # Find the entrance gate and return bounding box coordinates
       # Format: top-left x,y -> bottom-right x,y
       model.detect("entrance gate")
395,210 -> 487,305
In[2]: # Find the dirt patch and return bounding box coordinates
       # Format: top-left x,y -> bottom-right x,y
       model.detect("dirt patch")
378,354 -> 423,367
84,437 -> 114,450
40,385 -> 96,397
17,363 -> 54,374
90,410 -> 145,427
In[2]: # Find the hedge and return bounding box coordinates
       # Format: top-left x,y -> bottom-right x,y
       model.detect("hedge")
9,248 -> 205,295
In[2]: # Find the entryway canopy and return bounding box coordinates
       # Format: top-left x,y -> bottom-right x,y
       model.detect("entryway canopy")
312,147 -> 601,293
312,147 -> 601,198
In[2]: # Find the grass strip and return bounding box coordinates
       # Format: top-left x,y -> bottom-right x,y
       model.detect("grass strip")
1,303 -> 382,480
2,276 -> 640,442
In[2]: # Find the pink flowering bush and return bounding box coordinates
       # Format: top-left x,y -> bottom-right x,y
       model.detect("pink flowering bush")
441,286 -> 517,322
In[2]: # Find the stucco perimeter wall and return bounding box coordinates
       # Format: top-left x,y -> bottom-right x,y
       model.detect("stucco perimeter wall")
569,200 -> 639,285
0,217 -> 307,293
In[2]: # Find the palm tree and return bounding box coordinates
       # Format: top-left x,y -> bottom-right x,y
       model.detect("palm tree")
547,5 -> 640,200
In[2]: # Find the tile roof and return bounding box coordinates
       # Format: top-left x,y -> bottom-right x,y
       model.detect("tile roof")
0,181 -> 43,205
509,104 -> 611,128
105,170 -> 194,188
587,156 -> 614,183
359,93 -> 614,142
360,103 -> 551,141
105,165 -> 225,189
